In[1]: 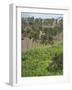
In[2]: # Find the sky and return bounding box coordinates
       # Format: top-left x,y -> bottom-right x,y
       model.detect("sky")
21,12 -> 63,19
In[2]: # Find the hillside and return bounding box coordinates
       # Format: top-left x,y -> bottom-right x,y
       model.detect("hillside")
21,16 -> 63,77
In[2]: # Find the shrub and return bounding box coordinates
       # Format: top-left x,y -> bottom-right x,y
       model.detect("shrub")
21,43 -> 63,77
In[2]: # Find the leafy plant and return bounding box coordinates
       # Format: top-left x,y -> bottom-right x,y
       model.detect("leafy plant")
21,43 -> 63,77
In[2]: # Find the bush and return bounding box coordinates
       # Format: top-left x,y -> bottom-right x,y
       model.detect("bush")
21,43 -> 63,77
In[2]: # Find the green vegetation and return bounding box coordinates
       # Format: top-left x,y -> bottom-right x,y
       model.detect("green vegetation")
21,15 -> 63,77
22,43 -> 63,77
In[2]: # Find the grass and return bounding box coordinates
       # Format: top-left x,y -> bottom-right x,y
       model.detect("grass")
21,43 -> 63,77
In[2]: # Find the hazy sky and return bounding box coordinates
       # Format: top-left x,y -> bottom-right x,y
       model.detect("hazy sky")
21,12 -> 63,19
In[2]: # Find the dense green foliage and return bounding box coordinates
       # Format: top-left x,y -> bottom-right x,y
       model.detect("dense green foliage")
22,43 -> 63,77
